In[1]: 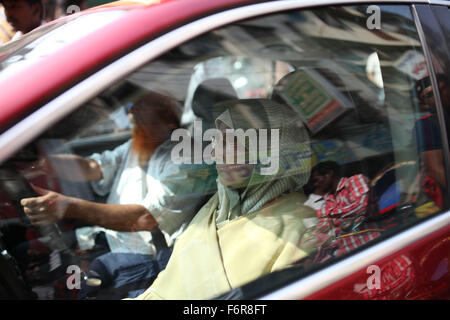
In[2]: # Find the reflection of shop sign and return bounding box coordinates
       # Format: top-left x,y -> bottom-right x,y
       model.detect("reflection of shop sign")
250,144 -> 312,185
362,130 -> 392,152
311,140 -> 358,165
394,50 -> 428,80
279,145 -> 312,173
278,69 -> 351,134
344,125 -> 393,159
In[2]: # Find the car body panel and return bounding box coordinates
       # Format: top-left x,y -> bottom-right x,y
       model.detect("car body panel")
303,221 -> 450,299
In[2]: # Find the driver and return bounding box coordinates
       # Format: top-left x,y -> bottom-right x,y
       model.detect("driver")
1,0 -> 45,41
20,90 -> 217,297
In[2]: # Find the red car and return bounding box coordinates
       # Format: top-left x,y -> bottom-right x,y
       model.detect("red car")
0,0 -> 449,300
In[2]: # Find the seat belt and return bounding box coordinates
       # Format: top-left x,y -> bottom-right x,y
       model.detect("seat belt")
141,163 -> 168,250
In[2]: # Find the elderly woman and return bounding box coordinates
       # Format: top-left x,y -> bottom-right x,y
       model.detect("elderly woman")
134,98 -> 316,300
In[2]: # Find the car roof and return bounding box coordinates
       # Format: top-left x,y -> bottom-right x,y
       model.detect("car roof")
0,0 -> 253,130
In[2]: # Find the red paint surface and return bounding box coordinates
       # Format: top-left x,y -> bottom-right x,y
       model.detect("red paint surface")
305,222 -> 450,299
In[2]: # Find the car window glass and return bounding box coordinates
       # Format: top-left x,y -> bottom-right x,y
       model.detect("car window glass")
0,4 -> 447,300
0,10 -> 126,75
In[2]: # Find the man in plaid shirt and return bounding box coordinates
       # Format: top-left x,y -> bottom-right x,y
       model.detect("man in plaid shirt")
308,161 -> 381,264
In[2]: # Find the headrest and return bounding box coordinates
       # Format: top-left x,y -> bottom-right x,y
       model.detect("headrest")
192,78 -> 238,122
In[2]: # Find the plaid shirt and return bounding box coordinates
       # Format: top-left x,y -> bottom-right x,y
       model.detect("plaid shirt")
313,174 -> 381,262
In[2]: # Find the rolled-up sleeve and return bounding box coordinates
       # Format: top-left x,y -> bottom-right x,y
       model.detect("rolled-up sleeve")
88,140 -> 131,196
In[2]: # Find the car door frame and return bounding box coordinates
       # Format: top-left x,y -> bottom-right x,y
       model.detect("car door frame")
0,0 -> 449,300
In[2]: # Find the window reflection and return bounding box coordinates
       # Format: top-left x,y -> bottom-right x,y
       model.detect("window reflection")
0,10 -> 126,75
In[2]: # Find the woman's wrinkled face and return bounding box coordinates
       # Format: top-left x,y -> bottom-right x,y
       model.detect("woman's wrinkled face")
213,122 -> 254,189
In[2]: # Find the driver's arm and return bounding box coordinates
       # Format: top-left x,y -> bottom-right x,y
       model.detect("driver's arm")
20,186 -> 158,232
66,199 -> 159,232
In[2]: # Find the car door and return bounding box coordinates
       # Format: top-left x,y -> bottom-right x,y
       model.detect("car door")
0,0 -> 449,300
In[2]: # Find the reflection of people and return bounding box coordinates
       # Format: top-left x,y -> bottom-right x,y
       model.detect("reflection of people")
307,161 -> 380,263
411,75 -> 446,208
1,0 -> 45,41
133,99 -> 316,300
20,91 -> 216,297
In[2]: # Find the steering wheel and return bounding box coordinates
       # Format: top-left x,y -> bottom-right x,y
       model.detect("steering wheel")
0,165 -> 70,253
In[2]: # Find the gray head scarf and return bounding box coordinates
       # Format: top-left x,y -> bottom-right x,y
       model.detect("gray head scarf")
213,99 -> 311,226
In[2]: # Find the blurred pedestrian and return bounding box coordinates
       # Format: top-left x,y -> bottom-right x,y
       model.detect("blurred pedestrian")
0,4 -> 14,43
1,0 -> 45,41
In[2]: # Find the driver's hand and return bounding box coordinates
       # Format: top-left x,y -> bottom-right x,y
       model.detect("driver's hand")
20,184 -> 69,225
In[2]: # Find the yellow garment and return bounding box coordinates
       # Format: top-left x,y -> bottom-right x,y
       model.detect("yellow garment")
135,191 -> 316,300
0,10 -> 15,44
415,201 -> 440,218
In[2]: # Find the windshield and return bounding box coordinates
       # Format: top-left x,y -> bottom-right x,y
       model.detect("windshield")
0,10 -> 127,76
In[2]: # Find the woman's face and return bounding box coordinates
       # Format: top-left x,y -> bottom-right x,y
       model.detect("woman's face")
213,121 -> 254,189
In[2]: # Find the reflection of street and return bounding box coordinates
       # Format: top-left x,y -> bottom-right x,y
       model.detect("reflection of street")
366,52 -> 385,106
181,56 -> 293,125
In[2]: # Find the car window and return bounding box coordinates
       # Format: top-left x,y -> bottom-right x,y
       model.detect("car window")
0,4 -> 447,300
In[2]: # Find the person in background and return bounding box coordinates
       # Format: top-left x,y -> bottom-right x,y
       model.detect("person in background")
0,4 -> 14,43
20,90 -> 217,298
1,0 -> 45,41
306,161 -> 380,264
303,164 -> 326,211
411,75 -> 447,208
